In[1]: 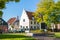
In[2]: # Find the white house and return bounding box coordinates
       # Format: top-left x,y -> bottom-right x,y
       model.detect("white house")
8,16 -> 19,32
19,9 -> 41,31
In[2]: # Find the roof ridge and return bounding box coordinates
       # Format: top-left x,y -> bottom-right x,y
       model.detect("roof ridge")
7,17 -> 16,25
25,11 -> 34,20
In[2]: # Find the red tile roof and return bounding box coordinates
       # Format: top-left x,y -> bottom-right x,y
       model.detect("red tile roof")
26,11 -> 34,20
7,17 -> 16,25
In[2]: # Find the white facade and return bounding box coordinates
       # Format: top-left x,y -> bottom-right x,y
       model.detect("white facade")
19,9 -> 41,30
8,24 -> 13,31
19,9 -> 30,30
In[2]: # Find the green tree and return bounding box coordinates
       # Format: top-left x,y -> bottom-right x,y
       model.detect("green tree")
33,0 -> 60,29
0,0 -> 20,17
0,11 -> 3,17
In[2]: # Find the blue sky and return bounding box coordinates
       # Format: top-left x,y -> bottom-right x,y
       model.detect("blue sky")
2,0 -> 39,21
2,0 -> 57,22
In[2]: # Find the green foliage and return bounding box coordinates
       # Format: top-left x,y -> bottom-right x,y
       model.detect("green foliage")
0,1 -> 5,9
0,11 -> 3,17
34,0 -> 60,27
55,32 -> 60,38
0,0 -> 20,17
0,0 -> 20,2
15,0 -> 20,2
30,30 -> 43,33
0,0 -> 20,9
0,34 -> 35,40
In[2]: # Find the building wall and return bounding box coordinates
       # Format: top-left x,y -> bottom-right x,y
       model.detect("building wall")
8,24 -> 13,31
57,24 -> 60,29
29,20 -> 41,30
19,9 -> 41,30
13,21 -> 19,31
19,9 -> 29,30
0,25 -> 8,32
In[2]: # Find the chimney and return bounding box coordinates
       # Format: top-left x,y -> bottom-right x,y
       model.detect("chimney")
17,16 -> 19,20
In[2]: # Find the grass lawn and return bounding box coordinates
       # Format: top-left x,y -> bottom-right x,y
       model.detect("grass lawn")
55,32 -> 60,38
0,33 -> 36,40
30,30 -> 43,33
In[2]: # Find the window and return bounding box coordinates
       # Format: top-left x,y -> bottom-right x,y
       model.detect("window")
32,17 -> 34,20
23,26 -> 25,29
37,23 -> 39,25
30,26 -> 33,30
21,26 -> 22,28
37,26 -> 39,29
31,21 -> 32,24
23,19 -> 25,22
26,26 -> 29,30
34,21 -> 36,24
26,26 -> 28,29
31,26 -> 32,28
34,26 -> 36,29
22,26 -> 25,30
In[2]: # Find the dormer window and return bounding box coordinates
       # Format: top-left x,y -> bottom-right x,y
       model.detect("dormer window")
32,17 -> 34,20
23,19 -> 25,22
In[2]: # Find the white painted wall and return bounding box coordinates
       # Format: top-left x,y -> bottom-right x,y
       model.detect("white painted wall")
19,9 -> 29,29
